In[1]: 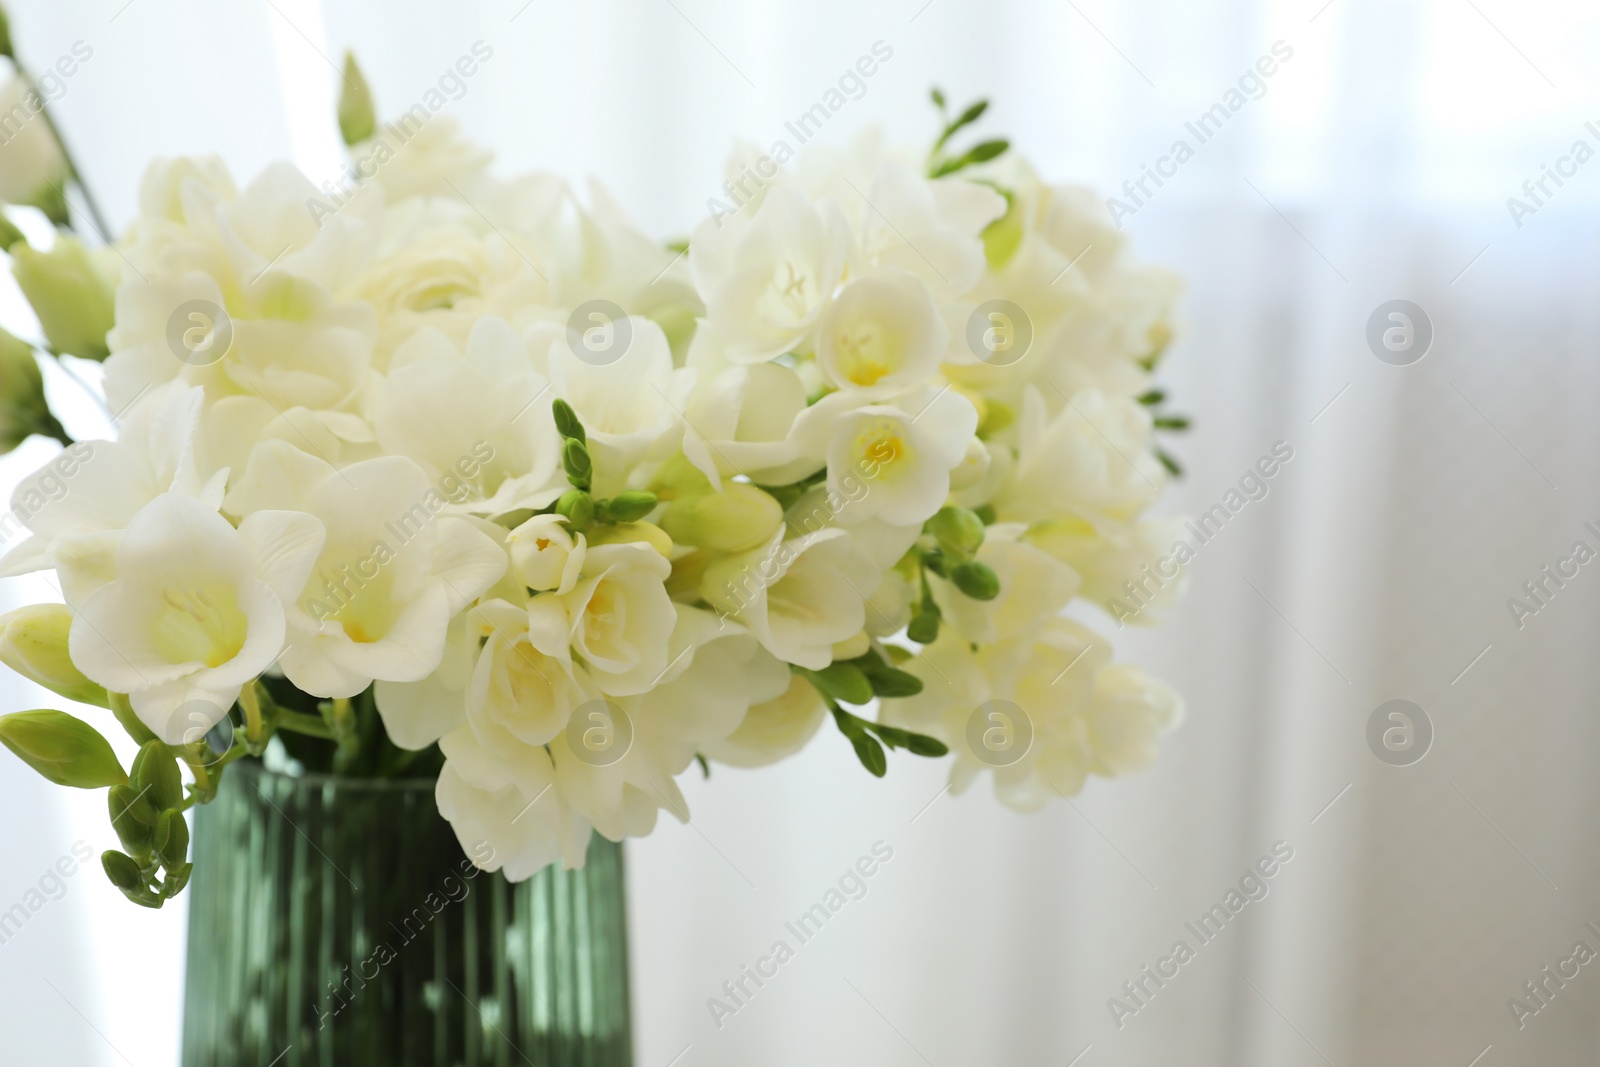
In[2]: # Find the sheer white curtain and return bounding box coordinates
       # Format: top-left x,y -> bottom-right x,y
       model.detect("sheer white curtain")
2,1 -> 1598,1064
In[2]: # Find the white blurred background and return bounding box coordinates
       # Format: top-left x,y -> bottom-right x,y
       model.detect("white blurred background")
3,0 -> 1600,1064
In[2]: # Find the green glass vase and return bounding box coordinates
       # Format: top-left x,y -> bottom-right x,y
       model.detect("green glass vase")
180,759 -> 633,1066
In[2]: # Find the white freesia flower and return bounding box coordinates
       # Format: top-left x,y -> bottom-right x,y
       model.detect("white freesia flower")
996,385 -> 1166,525
850,161 -> 1005,296
1027,514 -> 1190,626
372,317 -> 564,515
466,595 -> 594,748
701,527 -> 877,669
437,728 -> 594,878
532,316 -> 690,487
559,542 -> 675,696
506,514 -> 585,593
815,270 -> 947,399
62,493 -> 322,744
552,606 -> 790,840
702,672 -> 828,768
363,116 -> 495,204
690,185 -> 851,363
104,160 -> 383,466
226,442 -> 506,697
882,618 -> 1181,809
930,524 -> 1080,645
681,356 -> 865,484
824,386 -> 979,527
0,382 -> 225,589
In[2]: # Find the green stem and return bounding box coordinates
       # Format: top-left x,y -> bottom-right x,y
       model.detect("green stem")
275,710 -> 336,740
12,56 -> 111,237
108,692 -> 157,746
238,682 -> 265,751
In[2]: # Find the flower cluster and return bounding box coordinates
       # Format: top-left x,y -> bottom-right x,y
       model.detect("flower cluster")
0,69 -> 1187,901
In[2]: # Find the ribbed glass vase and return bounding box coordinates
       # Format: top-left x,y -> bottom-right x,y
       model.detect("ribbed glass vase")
180,759 -> 632,1067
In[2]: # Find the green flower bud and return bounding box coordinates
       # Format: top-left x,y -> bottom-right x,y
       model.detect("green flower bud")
336,51 -> 375,146
154,810 -> 189,869
0,709 -> 125,788
11,237 -> 115,360
108,782 -> 156,856
906,611 -> 940,644
865,666 -> 924,699
101,850 -> 144,892
951,560 -> 1001,601
601,490 -> 658,524
161,862 -> 191,899
551,398 -> 586,444
0,603 -> 108,706
555,488 -> 595,530
562,437 -> 592,489
131,740 -> 183,812
0,329 -> 65,451
809,663 -> 874,706
660,483 -> 783,552
926,506 -> 985,561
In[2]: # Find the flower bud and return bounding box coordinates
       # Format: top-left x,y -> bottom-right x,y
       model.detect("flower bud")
551,398 -> 586,444
926,506 -> 985,561
0,328 -> 64,452
154,810 -> 189,869
586,521 -> 673,558
808,662 -> 873,706
131,740 -> 184,812
660,483 -> 783,553
108,782 -> 156,855
0,708 -> 125,788
648,452 -> 711,501
906,610 -> 940,644
506,513 -> 584,593
336,51 -> 375,146
555,488 -> 595,530
0,604 -> 107,706
562,437 -> 592,489
101,850 -> 144,892
11,237 -> 115,360
951,560 -> 1001,601
0,75 -> 66,217
601,490 -> 658,524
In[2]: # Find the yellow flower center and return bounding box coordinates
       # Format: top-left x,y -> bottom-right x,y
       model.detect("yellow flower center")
153,586 -> 247,669
834,314 -> 903,388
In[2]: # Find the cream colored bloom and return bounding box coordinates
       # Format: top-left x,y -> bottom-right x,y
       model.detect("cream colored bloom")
227,443 -> 507,698
824,386 -> 978,527
372,317 -> 565,515
815,270 -> 947,399
690,185 -> 851,363
62,493 -> 322,743
882,619 -> 1182,810
930,524 -> 1080,645
558,542 -> 675,696
701,527 -> 877,669
506,514 -> 585,593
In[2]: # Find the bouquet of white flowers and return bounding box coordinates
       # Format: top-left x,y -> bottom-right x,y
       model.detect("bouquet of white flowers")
0,41 -> 1187,907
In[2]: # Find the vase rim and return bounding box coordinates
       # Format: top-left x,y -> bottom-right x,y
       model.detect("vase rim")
230,755 -> 438,793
